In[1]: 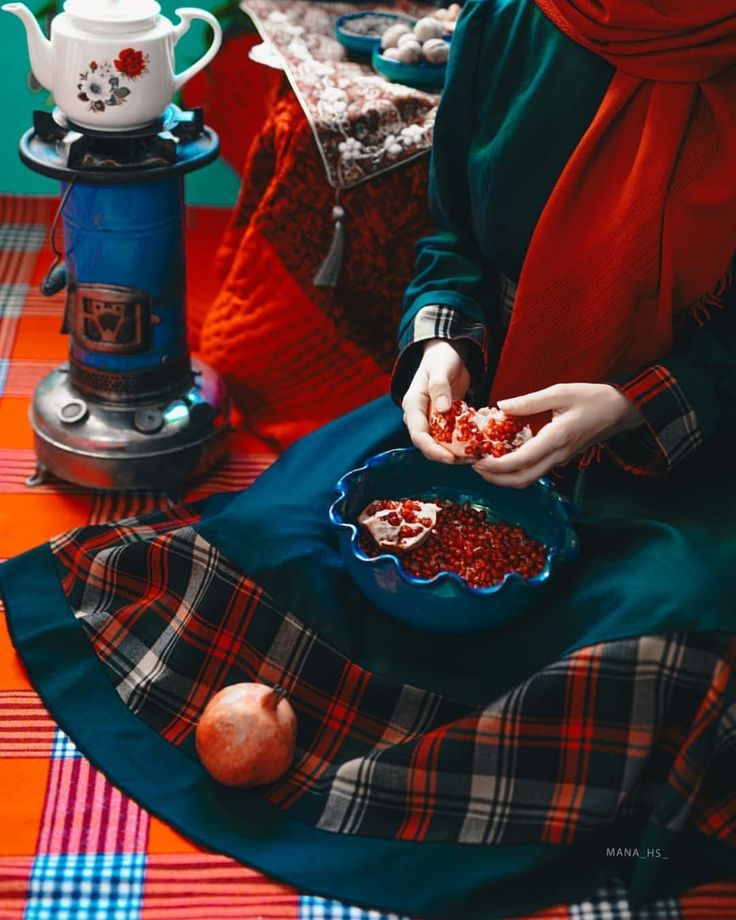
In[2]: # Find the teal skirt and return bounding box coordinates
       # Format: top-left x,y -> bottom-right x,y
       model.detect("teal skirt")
2,395 -> 735,918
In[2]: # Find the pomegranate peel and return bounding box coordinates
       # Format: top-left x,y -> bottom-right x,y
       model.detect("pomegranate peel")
195,682 -> 297,788
358,498 -> 441,551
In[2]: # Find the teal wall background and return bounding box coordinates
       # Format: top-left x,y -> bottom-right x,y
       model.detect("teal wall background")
0,0 -> 240,205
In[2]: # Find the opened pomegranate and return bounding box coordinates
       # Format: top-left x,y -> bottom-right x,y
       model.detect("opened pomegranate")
195,682 -> 297,787
358,498 -> 441,551
429,399 -> 532,460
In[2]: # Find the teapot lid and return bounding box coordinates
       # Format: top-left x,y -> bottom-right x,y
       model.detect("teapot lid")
64,0 -> 161,29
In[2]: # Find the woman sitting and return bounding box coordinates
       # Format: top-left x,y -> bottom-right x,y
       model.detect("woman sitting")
3,1 -> 736,917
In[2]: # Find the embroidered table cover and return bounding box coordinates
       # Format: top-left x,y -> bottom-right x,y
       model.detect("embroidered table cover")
242,0 -> 441,188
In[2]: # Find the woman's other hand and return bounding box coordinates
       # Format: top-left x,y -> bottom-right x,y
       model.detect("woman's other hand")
472,383 -> 643,488
402,339 -> 471,463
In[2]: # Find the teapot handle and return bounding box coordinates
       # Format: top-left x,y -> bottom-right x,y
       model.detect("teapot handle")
172,8 -> 223,93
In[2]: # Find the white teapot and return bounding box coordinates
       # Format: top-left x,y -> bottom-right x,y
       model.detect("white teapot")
3,0 -> 222,131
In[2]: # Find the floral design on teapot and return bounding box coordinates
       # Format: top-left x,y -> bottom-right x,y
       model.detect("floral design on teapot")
3,1 -> 222,130
76,49 -> 150,114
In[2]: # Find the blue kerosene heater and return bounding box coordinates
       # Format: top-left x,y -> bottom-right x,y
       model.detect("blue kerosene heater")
19,106 -> 231,492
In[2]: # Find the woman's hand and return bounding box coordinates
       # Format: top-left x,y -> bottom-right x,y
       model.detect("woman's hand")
402,339 -> 471,463
472,383 -> 643,488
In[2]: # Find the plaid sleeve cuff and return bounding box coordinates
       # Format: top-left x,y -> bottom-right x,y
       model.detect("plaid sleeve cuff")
603,365 -> 703,476
390,304 -> 489,405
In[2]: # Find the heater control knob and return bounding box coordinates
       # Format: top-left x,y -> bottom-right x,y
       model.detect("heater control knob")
189,400 -> 214,426
134,408 -> 164,435
57,399 -> 88,425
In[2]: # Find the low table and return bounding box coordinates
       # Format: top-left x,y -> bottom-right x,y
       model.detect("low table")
188,2 -> 442,447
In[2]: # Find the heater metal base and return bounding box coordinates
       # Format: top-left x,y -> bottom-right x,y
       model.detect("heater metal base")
29,358 -> 231,492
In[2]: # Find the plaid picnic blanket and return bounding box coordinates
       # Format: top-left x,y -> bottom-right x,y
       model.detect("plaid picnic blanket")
1,194 -> 736,918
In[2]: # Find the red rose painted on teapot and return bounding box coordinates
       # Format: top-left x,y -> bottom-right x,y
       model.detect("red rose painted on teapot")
114,47 -> 147,78
2,0 -> 222,131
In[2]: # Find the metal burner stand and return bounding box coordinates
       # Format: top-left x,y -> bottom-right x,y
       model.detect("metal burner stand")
20,105 -> 231,493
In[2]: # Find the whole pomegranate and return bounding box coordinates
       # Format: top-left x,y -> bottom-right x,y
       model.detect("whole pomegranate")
429,399 -> 531,460
195,683 -> 297,787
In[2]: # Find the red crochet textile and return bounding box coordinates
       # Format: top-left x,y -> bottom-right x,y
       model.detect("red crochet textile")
193,77 -> 433,448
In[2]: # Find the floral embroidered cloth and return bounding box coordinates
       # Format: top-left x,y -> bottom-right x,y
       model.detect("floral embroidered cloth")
242,0 -> 441,188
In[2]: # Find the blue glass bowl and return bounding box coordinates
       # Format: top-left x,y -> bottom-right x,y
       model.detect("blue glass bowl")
335,13 -> 416,61
371,43 -> 448,91
329,448 -> 579,634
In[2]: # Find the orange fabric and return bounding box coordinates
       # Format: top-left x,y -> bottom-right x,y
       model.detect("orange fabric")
201,224 -> 389,448
491,0 -> 736,401
182,31 -> 278,173
198,87 -> 432,449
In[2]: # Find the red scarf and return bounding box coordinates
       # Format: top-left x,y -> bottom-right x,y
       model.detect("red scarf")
490,0 -> 736,401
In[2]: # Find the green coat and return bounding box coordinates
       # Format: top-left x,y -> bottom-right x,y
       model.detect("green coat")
399,0 -> 736,450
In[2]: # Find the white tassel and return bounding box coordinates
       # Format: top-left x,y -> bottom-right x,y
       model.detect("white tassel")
314,204 -> 347,289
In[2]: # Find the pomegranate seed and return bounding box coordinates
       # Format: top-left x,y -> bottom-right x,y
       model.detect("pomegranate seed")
357,497 -> 547,589
429,400 -> 532,460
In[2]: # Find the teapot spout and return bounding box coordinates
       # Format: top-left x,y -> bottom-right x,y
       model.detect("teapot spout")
2,3 -> 54,92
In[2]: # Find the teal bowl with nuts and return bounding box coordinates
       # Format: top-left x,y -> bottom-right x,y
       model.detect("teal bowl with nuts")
371,42 -> 449,91
335,12 -> 416,60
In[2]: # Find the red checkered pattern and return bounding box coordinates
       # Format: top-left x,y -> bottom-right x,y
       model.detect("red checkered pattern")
606,365 -> 702,475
